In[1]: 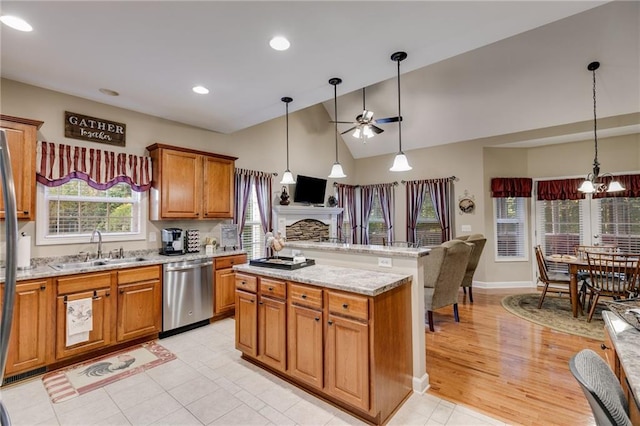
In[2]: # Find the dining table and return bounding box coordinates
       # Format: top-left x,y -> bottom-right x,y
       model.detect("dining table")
545,255 -> 588,318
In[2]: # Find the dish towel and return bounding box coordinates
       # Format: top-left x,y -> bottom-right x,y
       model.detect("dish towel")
66,298 -> 93,347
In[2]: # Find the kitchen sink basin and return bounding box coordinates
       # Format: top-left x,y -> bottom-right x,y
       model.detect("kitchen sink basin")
50,257 -> 147,271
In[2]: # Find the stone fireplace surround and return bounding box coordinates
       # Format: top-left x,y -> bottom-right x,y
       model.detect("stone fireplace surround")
273,205 -> 343,242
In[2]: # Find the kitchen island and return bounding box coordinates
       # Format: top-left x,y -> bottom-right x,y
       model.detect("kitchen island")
233,263 -> 413,425
280,241 -> 431,393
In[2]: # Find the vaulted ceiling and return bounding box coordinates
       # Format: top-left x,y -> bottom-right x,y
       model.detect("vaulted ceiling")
1,1 -> 638,159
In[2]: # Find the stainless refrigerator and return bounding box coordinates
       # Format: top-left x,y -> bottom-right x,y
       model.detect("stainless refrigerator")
0,129 -> 18,425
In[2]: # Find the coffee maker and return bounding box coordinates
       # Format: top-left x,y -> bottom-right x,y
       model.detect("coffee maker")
161,228 -> 185,255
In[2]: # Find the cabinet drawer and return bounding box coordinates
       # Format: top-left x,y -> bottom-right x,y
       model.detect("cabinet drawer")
215,254 -> 247,270
118,265 -> 161,284
327,291 -> 369,322
236,273 -> 257,293
57,272 -> 112,295
260,278 -> 286,300
289,283 -> 322,310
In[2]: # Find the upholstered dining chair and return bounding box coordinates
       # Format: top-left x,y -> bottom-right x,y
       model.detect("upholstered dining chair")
454,234 -> 486,303
583,252 -> 640,322
569,349 -> 632,426
534,245 -> 575,310
424,239 -> 472,332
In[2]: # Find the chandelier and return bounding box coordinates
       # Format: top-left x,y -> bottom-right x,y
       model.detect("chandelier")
577,61 -> 624,194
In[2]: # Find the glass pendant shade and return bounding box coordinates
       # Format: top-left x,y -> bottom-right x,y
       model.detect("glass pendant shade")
280,170 -> 296,185
362,125 -> 375,139
328,163 -> 346,178
353,127 -> 362,139
578,179 -> 596,194
607,180 -> 625,192
389,152 -> 412,172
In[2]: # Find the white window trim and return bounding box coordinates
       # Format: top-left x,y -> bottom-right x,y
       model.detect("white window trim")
35,183 -> 147,246
493,197 -> 529,262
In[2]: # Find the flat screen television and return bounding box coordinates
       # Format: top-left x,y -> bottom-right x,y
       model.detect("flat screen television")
293,175 -> 327,205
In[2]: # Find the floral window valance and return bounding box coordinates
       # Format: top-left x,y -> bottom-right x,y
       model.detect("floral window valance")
36,141 -> 152,192
490,177 -> 533,198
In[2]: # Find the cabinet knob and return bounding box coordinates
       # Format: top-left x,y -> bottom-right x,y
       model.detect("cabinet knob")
259,301 -> 263,305
40,285 -> 46,290
120,289 -> 125,294
250,299 -> 254,303
601,343 -> 610,350
342,303 -> 349,309
23,211 -> 29,215
268,287 -> 274,291
315,317 -> 320,322
328,320 -> 333,326
195,213 -> 199,216
241,281 -> 246,285
301,294 -> 307,299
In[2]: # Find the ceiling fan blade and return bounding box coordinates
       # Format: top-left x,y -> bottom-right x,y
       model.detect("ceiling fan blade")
370,125 -> 384,134
341,126 -> 356,135
374,116 -> 402,124
330,120 -> 357,124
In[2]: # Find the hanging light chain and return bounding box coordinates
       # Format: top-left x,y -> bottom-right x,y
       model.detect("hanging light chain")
591,64 -> 599,173
397,57 -> 402,153
334,83 -> 339,161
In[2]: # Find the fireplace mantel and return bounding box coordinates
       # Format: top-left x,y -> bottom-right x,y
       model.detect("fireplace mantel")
273,205 -> 343,239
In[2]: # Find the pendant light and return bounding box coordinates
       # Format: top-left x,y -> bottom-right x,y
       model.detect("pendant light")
328,78 -> 347,178
280,96 -> 296,185
389,51 -> 412,172
577,61 -> 624,194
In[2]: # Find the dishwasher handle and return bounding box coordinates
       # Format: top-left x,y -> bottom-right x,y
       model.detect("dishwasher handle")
165,260 -> 213,272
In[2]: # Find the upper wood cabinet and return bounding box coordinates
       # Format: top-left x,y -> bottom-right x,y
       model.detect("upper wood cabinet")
0,115 -> 44,220
146,143 -> 236,220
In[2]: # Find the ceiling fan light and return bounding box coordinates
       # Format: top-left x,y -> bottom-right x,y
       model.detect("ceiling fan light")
578,179 -> 596,193
362,125 -> 375,139
362,110 -> 374,121
0,15 -> 33,32
606,180 -> 625,192
390,152 -> 412,172
353,127 -> 362,139
328,163 -> 346,179
280,170 -> 296,185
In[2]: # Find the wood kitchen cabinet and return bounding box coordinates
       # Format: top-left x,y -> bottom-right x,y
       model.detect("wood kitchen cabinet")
146,143 -> 236,220
0,115 -> 43,221
1,278 -> 51,376
288,283 -> 323,389
257,277 -> 287,372
55,272 -> 114,360
235,273 -> 258,357
214,254 -> 247,315
116,266 -> 161,342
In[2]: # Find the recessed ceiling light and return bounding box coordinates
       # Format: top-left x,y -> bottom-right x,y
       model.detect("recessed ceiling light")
192,85 -> 209,95
99,88 -> 119,96
0,15 -> 33,32
269,36 -> 290,51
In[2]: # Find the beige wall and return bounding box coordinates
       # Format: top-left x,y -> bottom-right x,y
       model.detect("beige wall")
2,78 -> 639,287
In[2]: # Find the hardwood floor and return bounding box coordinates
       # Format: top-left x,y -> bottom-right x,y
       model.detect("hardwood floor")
425,289 -> 601,426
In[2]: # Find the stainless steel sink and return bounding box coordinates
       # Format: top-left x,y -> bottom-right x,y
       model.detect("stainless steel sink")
50,257 -> 147,271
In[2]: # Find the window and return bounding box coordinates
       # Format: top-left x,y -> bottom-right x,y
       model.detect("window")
368,192 -> 386,245
535,199 -> 582,273
494,197 -> 528,260
416,195 -> 442,246
36,180 -> 145,245
241,186 -> 265,259
598,197 -> 640,253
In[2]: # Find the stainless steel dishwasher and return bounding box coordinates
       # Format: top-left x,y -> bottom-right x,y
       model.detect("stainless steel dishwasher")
161,257 -> 213,337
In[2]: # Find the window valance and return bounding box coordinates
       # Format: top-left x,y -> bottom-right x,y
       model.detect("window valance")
36,141 -> 152,192
592,174 -> 640,198
490,177 -> 532,198
537,178 -> 586,201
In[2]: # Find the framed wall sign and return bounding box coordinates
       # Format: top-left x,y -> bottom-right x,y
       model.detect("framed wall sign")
220,224 -> 239,250
65,111 -> 126,147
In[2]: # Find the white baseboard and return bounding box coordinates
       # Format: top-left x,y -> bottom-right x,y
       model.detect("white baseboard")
472,280 -> 535,290
413,373 -> 430,394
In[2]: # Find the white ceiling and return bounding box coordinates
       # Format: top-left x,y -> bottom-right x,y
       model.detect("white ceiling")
1,1 -> 638,159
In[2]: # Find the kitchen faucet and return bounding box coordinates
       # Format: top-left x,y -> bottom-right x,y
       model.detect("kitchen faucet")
90,229 -> 103,259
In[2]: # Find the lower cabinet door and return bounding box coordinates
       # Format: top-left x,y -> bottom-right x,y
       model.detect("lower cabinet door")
288,304 -> 323,389
56,289 -> 113,360
258,296 -> 287,372
4,279 -> 49,375
215,267 -> 236,314
235,290 -> 257,357
325,314 -> 370,412
117,279 -> 161,342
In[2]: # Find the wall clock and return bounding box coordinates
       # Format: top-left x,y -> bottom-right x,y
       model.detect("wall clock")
458,191 -> 476,214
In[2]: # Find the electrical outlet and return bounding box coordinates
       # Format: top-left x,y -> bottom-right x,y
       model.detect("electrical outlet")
149,231 -> 157,242
378,257 -> 392,268
461,225 -> 472,232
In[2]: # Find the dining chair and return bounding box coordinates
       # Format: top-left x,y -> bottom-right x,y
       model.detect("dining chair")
584,252 -> 640,322
569,349 -> 632,426
534,245 -> 574,310
454,234 -> 486,303
424,240 -> 472,332
574,245 -> 618,258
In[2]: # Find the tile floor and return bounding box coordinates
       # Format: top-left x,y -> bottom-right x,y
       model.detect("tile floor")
0,318 -> 507,425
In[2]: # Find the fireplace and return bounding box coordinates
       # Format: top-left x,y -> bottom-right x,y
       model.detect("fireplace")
273,205 -> 343,241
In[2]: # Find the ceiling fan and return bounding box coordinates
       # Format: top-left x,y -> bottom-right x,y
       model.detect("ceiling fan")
331,87 -> 402,142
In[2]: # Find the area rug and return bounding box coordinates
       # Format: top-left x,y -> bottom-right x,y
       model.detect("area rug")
501,293 -> 604,340
42,341 -> 176,403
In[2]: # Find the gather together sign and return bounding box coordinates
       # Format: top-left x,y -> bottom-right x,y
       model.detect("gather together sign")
64,111 -> 126,146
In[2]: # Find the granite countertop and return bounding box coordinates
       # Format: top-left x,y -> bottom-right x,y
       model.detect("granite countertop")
233,263 -> 412,297
285,241 -> 431,258
603,311 -> 640,402
2,249 -> 247,283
